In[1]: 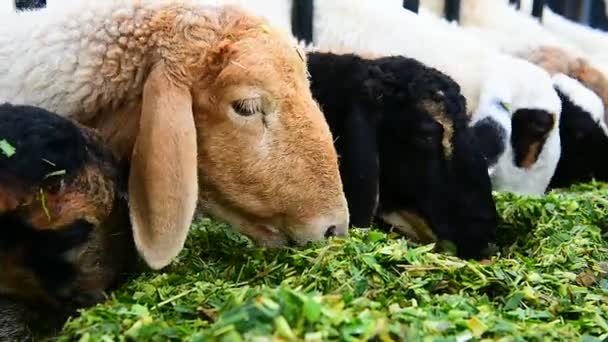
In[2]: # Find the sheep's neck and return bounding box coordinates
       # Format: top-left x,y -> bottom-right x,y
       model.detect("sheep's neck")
82,101 -> 142,162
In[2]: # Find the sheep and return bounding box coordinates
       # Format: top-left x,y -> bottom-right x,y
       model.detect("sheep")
540,7 -> 608,59
0,102 -> 137,341
322,0 -> 564,195
548,74 -> 608,189
439,8 -> 608,190
499,44 -> 608,188
202,0 -> 563,196
418,0 -> 576,51
524,46 -> 608,125
512,2 -> 608,70
418,0 -> 608,78
305,50 -> 498,259
0,1 -> 350,270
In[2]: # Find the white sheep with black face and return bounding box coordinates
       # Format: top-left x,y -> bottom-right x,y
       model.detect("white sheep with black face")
468,53 -> 562,196
549,74 -> 608,189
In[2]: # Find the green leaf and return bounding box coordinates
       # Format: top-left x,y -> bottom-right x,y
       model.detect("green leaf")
39,188 -> 51,221
504,292 -> 525,311
44,169 -> 67,179
0,139 -> 15,158
302,298 -> 322,322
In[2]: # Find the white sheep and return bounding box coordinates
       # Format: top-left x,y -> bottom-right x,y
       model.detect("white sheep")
0,0 -> 15,14
540,7 -> 608,71
541,7 -> 608,56
419,0 -> 608,76
419,0 -> 576,52
0,0 -> 350,270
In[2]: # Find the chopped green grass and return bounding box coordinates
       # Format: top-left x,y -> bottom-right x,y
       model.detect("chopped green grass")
0,139 -> 16,158
58,182 -> 608,341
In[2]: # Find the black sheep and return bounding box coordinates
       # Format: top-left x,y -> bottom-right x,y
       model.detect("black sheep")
0,103 -> 137,341
306,52 -> 498,259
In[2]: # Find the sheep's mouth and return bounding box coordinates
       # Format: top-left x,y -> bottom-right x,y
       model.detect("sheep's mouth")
197,196 -> 299,248
380,210 -> 437,243
243,224 -> 299,248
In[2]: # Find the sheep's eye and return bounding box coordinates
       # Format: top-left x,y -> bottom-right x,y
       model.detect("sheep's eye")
232,98 -> 262,116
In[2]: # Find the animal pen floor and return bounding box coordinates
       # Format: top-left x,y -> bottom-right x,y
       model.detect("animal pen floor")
56,182 -> 608,341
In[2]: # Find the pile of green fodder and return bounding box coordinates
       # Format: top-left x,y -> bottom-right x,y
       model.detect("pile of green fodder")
59,183 -> 608,341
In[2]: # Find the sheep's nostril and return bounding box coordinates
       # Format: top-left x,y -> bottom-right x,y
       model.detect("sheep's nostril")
324,225 -> 337,238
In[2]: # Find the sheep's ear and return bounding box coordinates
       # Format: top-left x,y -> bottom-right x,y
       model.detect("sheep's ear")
339,105 -> 380,228
129,64 -> 198,270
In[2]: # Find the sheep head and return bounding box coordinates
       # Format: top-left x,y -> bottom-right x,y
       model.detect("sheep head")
122,5 -> 349,269
471,55 -> 562,195
0,103 -> 134,310
550,74 -> 608,188
305,52 -> 498,259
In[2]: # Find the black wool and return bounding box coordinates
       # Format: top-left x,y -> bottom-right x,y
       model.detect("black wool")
307,52 -> 497,259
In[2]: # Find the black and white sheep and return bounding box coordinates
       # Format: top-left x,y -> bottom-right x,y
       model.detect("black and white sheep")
306,51 -> 498,259
549,74 -> 608,188
0,103 -> 137,341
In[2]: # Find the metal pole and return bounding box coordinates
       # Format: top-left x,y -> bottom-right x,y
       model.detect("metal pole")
509,0 -> 521,10
403,0 -> 420,13
532,0 -> 545,19
15,0 -> 46,10
291,0 -> 314,44
580,0 -> 592,24
445,0 -> 461,22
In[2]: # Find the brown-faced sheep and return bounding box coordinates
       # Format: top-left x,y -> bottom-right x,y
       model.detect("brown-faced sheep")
0,1 -> 349,270
0,103 -> 136,341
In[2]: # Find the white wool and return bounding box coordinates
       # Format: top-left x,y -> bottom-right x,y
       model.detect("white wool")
420,0 -> 580,53
0,0 -> 232,118
420,0 -> 608,76
0,0 -> 14,13
553,73 -> 608,136
541,8 -> 608,73
542,7 -> 608,56
315,1 -> 561,117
